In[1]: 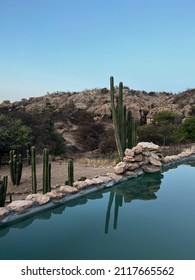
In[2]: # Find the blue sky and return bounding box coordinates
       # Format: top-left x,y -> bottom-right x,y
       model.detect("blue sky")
0,0 -> 195,101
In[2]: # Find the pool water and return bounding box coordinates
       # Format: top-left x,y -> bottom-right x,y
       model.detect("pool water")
0,161 -> 195,260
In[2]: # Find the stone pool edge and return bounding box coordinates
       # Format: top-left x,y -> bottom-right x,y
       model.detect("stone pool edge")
0,150 -> 195,227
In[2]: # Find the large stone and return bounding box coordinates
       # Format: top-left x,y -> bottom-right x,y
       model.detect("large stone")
96,176 -> 112,184
134,154 -> 143,162
85,177 -> 104,186
0,207 -> 9,219
126,162 -> 140,171
45,191 -> 65,199
142,151 -> 151,156
149,156 -> 162,166
124,149 -> 134,157
114,161 -> 127,174
142,164 -> 161,173
132,145 -> 143,154
123,156 -> 135,162
58,185 -> 78,193
138,142 -> 160,151
6,200 -> 34,213
107,173 -> 122,182
123,170 -> 137,178
150,152 -> 160,160
26,194 -> 50,205
73,181 -> 88,190
142,155 -> 150,164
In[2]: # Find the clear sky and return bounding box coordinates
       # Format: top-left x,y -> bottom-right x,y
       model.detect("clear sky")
0,0 -> 195,101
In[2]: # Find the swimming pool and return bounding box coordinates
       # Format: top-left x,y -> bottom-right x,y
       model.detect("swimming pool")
0,160 -> 195,260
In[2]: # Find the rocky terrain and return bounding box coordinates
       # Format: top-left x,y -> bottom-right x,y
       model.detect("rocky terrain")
0,87 -> 195,151
1,87 -> 195,120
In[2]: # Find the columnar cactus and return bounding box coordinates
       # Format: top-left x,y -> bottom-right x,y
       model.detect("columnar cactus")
31,146 -> 37,194
0,175 -> 8,207
110,76 -> 137,161
110,76 -> 124,161
9,150 -> 23,185
42,148 -> 51,194
68,159 -> 74,186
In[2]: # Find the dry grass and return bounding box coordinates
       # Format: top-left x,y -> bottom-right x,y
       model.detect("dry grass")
75,157 -> 116,167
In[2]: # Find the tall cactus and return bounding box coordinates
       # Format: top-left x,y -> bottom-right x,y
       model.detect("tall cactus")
68,159 -> 74,186
110,76 -> 124,161
42,148 -> 51,194
0,175 -> 8,207
110,76 -> 137,160
9,150 -> 23,185
31,146 -> 37,194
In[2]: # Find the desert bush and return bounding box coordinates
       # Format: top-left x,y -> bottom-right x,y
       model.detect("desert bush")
99,128 -> 116,154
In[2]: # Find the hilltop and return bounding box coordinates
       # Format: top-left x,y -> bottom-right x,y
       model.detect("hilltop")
0,87 -> 195,153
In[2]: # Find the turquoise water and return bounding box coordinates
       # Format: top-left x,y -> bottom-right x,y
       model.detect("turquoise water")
0,161 -> 195,260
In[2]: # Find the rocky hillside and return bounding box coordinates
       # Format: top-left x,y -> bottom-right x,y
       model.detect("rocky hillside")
0,87 -> 195,151
1,87 -> 195,120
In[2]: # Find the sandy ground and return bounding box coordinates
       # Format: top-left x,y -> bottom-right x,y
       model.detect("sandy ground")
0,160 -> 114,203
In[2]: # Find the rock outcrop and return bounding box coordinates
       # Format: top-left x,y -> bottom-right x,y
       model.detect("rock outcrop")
114,142 -> 164,175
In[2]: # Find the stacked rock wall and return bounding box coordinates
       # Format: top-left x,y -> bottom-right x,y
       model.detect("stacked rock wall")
114,142 -> 164,175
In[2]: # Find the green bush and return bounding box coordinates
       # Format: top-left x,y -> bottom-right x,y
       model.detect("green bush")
177,117 -> 195,142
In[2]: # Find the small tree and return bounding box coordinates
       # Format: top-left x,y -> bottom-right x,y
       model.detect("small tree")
0,115 -> 32,164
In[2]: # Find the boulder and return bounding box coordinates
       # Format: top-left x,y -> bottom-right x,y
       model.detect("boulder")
123,155 -> 134,162
96,176 -> 112,183
85,177 -> 104,186
124,149 -> 134,157
149,156 -> 162,166
107,173 -> 122,182
164,155 -> 180,163
127,162 -> 140,171
6,200 -> 34,213
134,154 -> 143,162
142,155 -> 150,164
114,161 -> 127,174
142,164 -> 161,173
132,145 -> 143,154
73,181 -> 88,190
45,191 -> 65,199
58,185 -> 78,193
26,194 -> 50,205
138,142 -> 160,151
0,208 -> 9,219
123,170 -> 137,178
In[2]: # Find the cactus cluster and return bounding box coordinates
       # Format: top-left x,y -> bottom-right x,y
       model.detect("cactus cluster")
9,150 -> 23,185
30,146 -> 51,194
110,76 -> 137,161
0,175 -> 8,207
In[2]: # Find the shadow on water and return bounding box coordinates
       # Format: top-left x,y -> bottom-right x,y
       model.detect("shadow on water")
104,172 -> 163,234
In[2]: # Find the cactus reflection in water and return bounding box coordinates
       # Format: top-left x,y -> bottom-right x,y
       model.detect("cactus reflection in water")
104,172 -> 163,234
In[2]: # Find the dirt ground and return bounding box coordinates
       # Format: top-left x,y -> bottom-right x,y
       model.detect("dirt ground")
0,159 -> 114,203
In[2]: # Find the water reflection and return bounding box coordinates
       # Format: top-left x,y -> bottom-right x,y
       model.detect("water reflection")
105,172 -> 163,233
0,172 -> 163,236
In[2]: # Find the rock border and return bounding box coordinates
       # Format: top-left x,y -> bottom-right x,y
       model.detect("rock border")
0,142 -> 195,227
